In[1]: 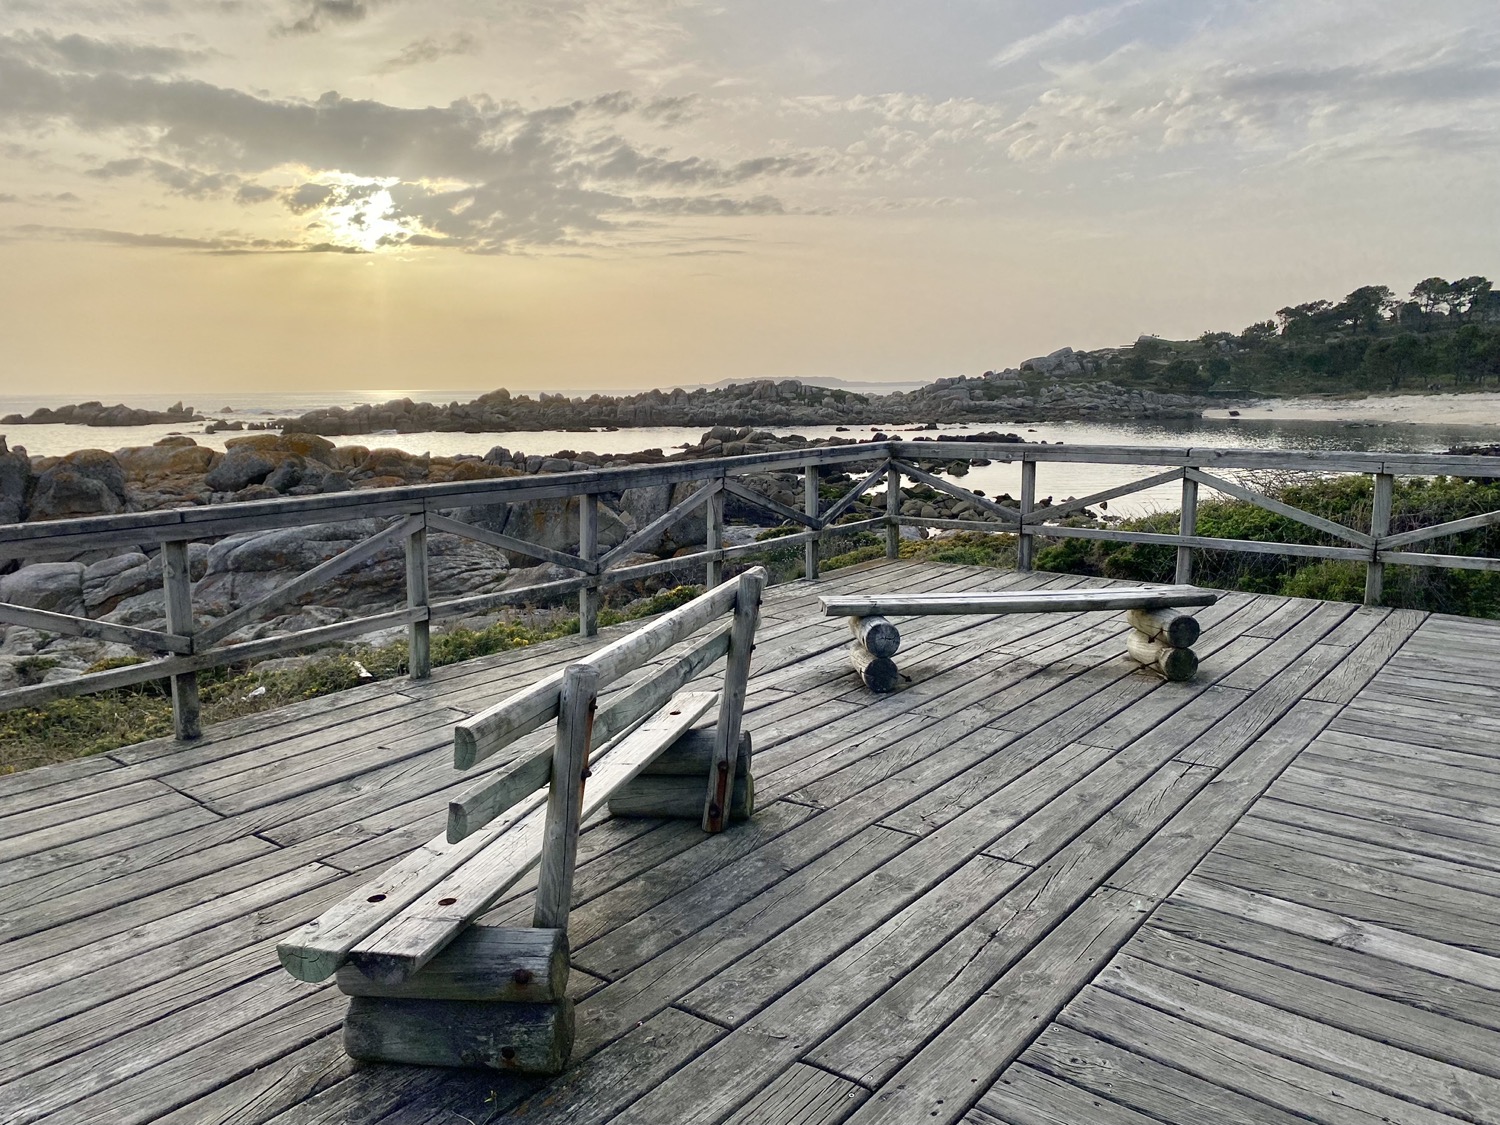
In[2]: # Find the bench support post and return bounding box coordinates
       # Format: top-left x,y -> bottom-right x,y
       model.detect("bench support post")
1017,459 -> 1037,572
1366,472 -> 1393,606
162,539 -> 200,741
705,482 -> 724,588
705,567 -> 765,832
534,663 -> 597,929
804,463 -> 820,580
886,459 -> 901,560
406,519 -> 431,679
1175,475 -> 1198,586
579,494 -> 599,637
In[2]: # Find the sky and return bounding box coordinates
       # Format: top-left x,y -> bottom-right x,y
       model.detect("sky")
1,0 -> 1497,398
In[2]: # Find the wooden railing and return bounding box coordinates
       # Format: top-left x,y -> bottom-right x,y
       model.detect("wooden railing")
3,441 -> 1499,738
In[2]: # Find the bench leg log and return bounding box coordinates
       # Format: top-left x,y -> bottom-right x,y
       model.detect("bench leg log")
338,924 -> 574,1074
1125,629 -> 1199,682
337,925 -> 568,1003
1125,607 -> 1201,649
848,614 -> 901,658
850,641 -> 901,693
608,728 -> 754,822
344,996 -> 575,1074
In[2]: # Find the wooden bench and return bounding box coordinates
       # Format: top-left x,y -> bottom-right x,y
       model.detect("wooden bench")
820,584 -> 1219,691
276,567 -> 767,1074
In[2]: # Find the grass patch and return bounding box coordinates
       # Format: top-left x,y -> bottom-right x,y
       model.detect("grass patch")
0,585 -> 707,776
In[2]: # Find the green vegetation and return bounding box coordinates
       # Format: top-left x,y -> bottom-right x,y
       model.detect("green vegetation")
1058,275 -> 1500,396
1034,473 -> 1500,618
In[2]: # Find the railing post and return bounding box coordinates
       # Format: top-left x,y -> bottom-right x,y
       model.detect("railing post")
1017,458 -> 1037,572
804,463 -> 820,581
1176,475 -> 1198,585
1366,472 -> 1394,605
405,516 -> 430,679
885,457 -> 901,560
534,662 -> 597,930
706,566 -> 765,833
161,539 -> 200,741
705,481 -> 724,588
579,493 -> 599,637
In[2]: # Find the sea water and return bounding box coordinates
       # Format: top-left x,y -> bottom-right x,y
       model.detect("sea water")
5,391 -> 1500,517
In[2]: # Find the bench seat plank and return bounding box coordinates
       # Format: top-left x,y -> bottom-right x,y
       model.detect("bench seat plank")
277,691 -> 718,985
341,690 -> 719,986
820,586 -> 1217,618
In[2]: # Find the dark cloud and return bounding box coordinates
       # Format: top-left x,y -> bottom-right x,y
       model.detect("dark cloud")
283,181 -> 337,212
277,0 -> 388,36
632,194 -> 785,215
12,222 -> 366,253
375,31 -> 478,74
1,30 -> 206,75
86,156 -> 241,197
0,42 -> 815,252
233,181 -> 276,204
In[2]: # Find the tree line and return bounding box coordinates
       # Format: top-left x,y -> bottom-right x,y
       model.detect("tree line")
1094,275 -> 1500,394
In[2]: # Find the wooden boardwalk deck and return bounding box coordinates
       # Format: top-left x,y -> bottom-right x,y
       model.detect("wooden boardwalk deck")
1,560 -> 1498,1125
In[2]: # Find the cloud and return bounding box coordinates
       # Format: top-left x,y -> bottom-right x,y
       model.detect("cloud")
996,26 -> 1500,164
233,182 -> 276,204
375,31 -> 479,74
277,0 -> 389,36
86,156 -> 242,197
990,0 -> 1148,70
9,222 -> 366,252
0,40 -> 814,252
631,193 -> 784,215
0,29 -> 207,75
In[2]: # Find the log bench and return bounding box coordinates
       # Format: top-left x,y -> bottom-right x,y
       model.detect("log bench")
820,585 -> 1219,692
275,568 -> 767,1074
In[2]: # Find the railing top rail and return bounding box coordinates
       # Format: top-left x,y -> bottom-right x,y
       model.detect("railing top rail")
890,441 -> 1500,477
5,440 -> 1499,559
0,442 -> 883,557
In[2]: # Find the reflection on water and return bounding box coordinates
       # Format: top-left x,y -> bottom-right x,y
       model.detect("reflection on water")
5,407 -> 1500,519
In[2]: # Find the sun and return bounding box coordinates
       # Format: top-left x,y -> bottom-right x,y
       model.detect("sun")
317,179 -> 408,252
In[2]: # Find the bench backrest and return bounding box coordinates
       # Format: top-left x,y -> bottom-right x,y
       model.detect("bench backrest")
277,567 -> 766,986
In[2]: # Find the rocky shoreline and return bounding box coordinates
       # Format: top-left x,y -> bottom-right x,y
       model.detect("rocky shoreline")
0,426 -> 1034,691
265,371 -> 1202,436
0,363 -> 1208,441
1,400 -> 203,428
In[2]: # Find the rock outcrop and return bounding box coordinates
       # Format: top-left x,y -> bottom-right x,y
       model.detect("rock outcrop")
0,562 -> 86,616
1,401 -> 201,427
264,374 -> 1204,438
28,450 -> 128,520
0,438 -> 30,525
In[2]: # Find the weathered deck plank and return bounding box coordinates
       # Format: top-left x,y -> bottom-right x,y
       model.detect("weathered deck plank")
2,563 -> 1498,1125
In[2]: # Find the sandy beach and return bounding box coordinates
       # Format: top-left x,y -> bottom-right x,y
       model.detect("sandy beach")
1205,391 -> 1500,427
